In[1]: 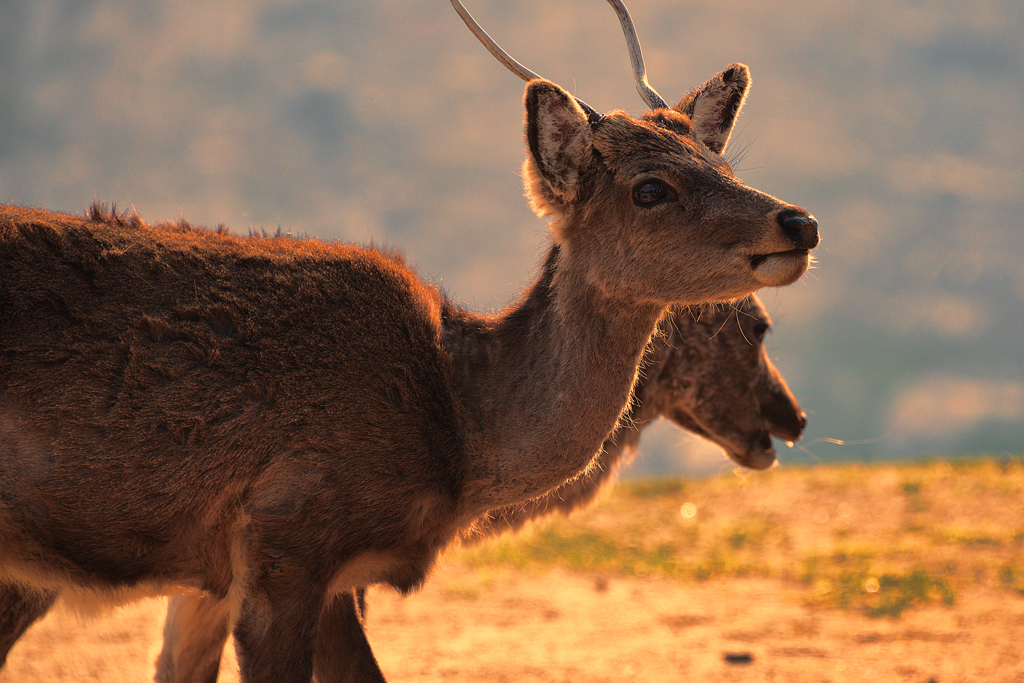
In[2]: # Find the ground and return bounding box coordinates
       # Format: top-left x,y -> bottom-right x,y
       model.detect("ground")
3,459 -> 1024,682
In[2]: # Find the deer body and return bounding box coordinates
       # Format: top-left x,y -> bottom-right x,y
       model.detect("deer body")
0,204 -> 466,593
0,57 -> 816,681
155,293 -> 808,683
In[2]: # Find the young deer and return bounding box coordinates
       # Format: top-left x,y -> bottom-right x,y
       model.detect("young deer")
0,0 -> 817,679
153,294 -> 805,683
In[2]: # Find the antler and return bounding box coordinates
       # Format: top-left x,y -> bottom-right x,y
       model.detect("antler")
451,0 -> 668,120
604,0 -> 668,110
449,0 -> 601,122
449,0 -> 542,83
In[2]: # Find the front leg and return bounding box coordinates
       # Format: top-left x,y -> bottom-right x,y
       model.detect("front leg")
155,594 -> 231,683
313,590 -> 386,683
0,583 -> 57,668
233,561 -> 325,683
156,589 -> 384,683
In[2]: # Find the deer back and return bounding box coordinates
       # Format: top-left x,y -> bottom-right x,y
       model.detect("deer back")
0,205 -> 465,593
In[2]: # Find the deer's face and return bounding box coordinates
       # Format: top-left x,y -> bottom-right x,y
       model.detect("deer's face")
522,66 -> 818,307
646,296 -> 806,470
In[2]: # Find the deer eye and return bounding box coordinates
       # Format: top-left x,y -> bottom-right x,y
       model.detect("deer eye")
632,180 -> 675,206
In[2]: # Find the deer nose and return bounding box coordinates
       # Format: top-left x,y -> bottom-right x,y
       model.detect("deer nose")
777,208 -> 819,248
764,398 -> 808,443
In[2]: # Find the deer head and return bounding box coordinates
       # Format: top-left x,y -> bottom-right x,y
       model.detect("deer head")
454,0 -> 818,306
644,297 -> 806,470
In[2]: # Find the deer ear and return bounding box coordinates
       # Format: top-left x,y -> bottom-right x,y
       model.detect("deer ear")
674,63 -> 750,155
524,80 -> 593,203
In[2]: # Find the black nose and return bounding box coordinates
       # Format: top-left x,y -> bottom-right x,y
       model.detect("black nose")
763,399 -> 808,443
777,208 -> 819,248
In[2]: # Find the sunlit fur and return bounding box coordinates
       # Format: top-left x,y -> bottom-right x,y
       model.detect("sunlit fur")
470,294 -> 805,539
1,66 -> 816,682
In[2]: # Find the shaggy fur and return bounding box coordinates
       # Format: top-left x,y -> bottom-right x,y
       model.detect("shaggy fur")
1,69 -> 816,682
155,294 -> 807,683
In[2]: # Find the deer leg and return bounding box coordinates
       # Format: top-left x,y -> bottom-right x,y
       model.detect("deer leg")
312,589 -> 386,683
155,590 -> 381,683
232,564 -> 324,683
0,583 -> 57,668
155,594 -> 231,683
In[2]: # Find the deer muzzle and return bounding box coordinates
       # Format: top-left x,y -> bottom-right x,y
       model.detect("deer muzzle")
776,207 -> 819,250
747,207 -> 818,287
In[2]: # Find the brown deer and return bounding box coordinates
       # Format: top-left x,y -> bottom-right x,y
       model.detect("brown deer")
153,294 -> 805,683
0,0 -> 817,679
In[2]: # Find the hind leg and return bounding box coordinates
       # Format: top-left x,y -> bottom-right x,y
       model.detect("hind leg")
0,583 -> 57,668
155,594 -> 231,683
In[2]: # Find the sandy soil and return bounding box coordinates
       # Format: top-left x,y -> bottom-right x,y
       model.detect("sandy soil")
4,563 -> 1024,683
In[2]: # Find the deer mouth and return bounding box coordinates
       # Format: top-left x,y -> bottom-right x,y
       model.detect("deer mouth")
749,248 -> 808,269
749,249 -> 810,287
705,430 -> 778,470
718,429 -> 779,470
668,409 -> 778,471
729,433 -> 777,470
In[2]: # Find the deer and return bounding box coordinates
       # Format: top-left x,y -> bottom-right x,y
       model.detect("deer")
0,0 -> 818,679
470,294 -> 806,539
152,294 -> 806,683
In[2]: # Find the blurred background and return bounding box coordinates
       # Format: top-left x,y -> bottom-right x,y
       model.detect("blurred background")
0,0 -> 1020,476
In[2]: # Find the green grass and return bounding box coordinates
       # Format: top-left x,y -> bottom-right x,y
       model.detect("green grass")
447,456 -> 1024,619
800,553 -> 956,618
998,563 -> 1024,596
463,529 -> 685,578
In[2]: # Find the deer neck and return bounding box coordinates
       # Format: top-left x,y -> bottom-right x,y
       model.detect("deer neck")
450,244 -> 665,516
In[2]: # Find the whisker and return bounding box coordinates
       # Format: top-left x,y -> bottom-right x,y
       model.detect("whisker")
794,442 -> 826,464
707,310 -> 733,340
725,128 -> 758,168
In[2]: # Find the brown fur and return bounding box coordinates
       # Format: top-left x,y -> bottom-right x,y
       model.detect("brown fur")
155,293 -> 806,683
472,294 -> 806,538
0,68 -> 816,682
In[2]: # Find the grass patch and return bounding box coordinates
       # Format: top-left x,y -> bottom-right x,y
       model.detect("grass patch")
462,524 -> 778,582
866,569 -> 956,618
463,528 -> 682,578
901,481 -> 922,495
933,525 -> 1002,547
999,564 -> 1024,596
801,554 -> 956,618
623,479 -> 686,500
447,457 -> 1024,618
901,479 -> 930,512
725,518 -> 777,550
439,583 -> 483,601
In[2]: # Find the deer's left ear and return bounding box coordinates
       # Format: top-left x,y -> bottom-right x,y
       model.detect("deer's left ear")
524,79 -> 594,202
674,63 -> 750,155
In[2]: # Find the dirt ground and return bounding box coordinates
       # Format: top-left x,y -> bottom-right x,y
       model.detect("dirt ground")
4,563 -> 1024,683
